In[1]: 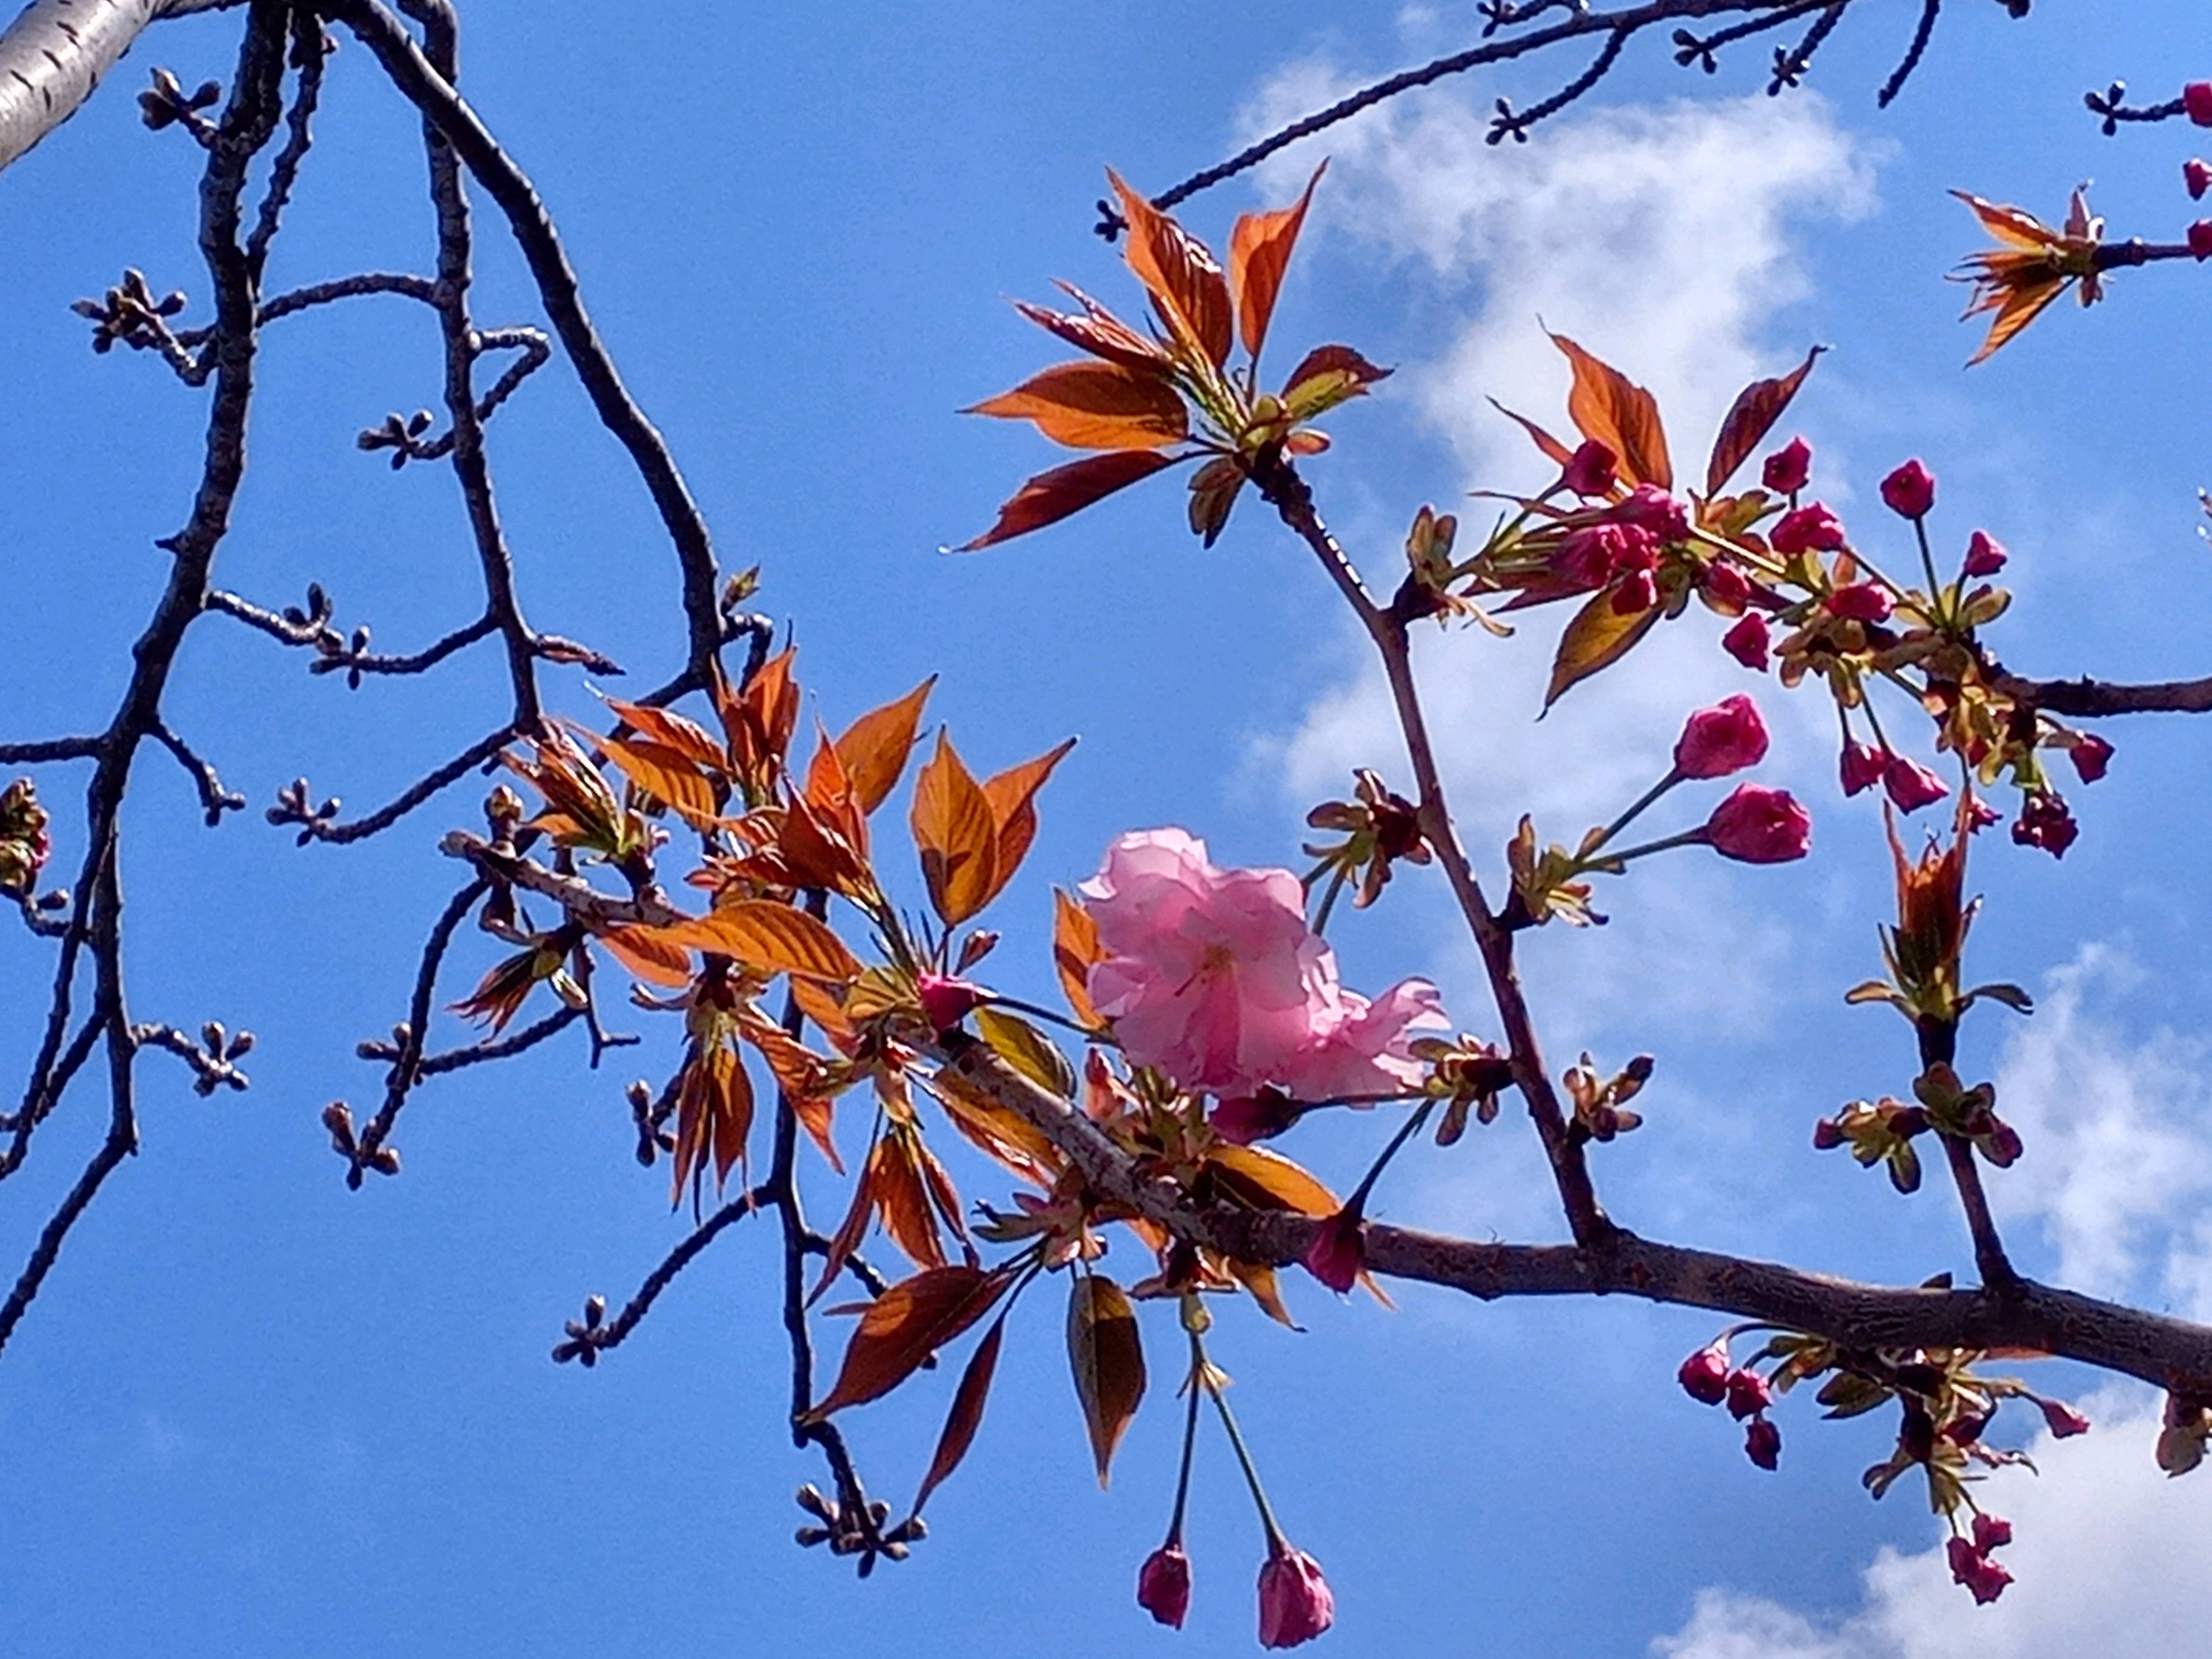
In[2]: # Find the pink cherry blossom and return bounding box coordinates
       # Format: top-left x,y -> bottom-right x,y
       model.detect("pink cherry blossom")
1762,436 -> 1812,495
2188,80 -> 2212,126
1081,830 -> 1446,1100
1258,1544 -> 1335,1649
1705,785 -> 1811,864
1674,694 -> 1769,780
1827,582 -> 1893,624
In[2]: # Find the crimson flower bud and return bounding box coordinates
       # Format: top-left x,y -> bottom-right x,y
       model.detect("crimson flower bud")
1677,1343 -> 1730,1405
1257,1543 -> 1335,1650
1812,1116 -> 1844,1150
1722,612 -> 1771,672
1563,438 -> 1617,498
1882,753 -> 1949,814
2070,733 -> 2114,783
1972,1513 -> 2014,1553
1674,694 -> 1770,780
1827,582 -> 1893,624
1303,1206 -> 1366,1294
1770,502 -> 1846,555
2190,159 -> 2212,200
1725,1367 -> 1772,1420
2188,81 -> 2212,126
1761,436 -> 1812,495
916,973 -> 985,1033
1212,1087 -> 1303,1145
1962,529 -> 2008,577
1610,568 -> 1659,615
1962,792 -> 2002,832
1705,784 -> 1812,864
1947,1536 -> 2013,1604
1839,741 -> 1886,797
1702,559 -> 1751,611
1610,483 -> 1690,543
1138,1543 -> 1193,1629
2038,1397 -> 2091,1438
2012,791 -> 2078,858
1879,459 -> 1936,520
1744,1417 -> 1781,1470
2191,220 -> 2212,261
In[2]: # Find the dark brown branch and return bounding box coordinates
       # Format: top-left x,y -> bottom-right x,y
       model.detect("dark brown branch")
253,270 -> 438,325
284,724 -> 513,845
131,1021 -> 252,1096
1998,670 -> 2212,718
0,738 -> 103,764
1876,0 -> 1941,107
556,1185 -> 769,1363
245,11 -> 329,269
149,720 -> 248,825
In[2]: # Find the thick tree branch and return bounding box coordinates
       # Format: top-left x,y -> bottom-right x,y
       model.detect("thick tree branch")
0,0 -> 239,176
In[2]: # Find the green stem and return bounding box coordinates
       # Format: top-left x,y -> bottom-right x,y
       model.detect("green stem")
1600,826 -> 1711,864
1347,1098 -> 1436,1213
1590,766 -> 1684,853
1199,1334 -> 1286,1550
1167,1338 -> 1202,1542
1913,517 -> 1943,617
1311,865 -> 1349,936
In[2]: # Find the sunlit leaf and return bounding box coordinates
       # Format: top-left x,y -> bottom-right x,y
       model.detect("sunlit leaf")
598,696 -> 727,774
594,923 -> 693,988
1488,398 -> 1576,469
663,899 -> 864,983
1543,584 -> 1663,708
910,731 -> 999,926
1227,1257 -> 1301,1329
1205,1143 -> 1340,1218
978,736 -> 1077,910
974,1007 -> 1076,1100
832,676 -> 937,816
1107,168 -> 1234,368
809,1135 -> 881,1304
593,735 -> 720,828
803,1265 -> 1013,1420
965,361 -> 1189,451
1549,332 -> 1671,491
1229,161 -> 1325,361
1067,1274 -> 1145,1488
1013,292 -> 1170,374
1952,190 -> 2059,251
1704,346 -> 1823,497
1281,343 -> 1391,422
876,1124 -> 950,1272
959,450 -> 1179,550
1052,888 -> 1104,1029
912,1313 -> 1008,1515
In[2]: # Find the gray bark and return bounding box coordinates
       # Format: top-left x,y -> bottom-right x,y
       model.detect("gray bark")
0,0 -> 233,176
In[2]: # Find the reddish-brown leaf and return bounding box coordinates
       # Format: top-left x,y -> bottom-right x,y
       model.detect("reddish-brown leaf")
593,924 -> 693,988
599,696 -> 728,774
1229,161 -> 1325,361
911,1313 -> 1008,1516
928,1069 -> 1060,1186
1107,169 -> 1234,369
1067,1273 -> 1146,1488
960,450 -> 1179,551
910,732 -> 1000,927
875,1125 -> 949,1273
593,735 -> 720,828
1549,333 -> 1671,491
810,1135 -> 881,1304
1013,294 -> 1170,374
832,676 -> 937,816
1488,397 -> 1577,469
1281,343 -> 1391,422
708,1040 -> 754,1189
713,645 -> 801,799
803,1265 -> 1013,1420
1704,346 -> 1824,497
1186,455 -> 1246,548
965,361 -> 1189,451
663,899 -> 863,983
1052,888 -> 1104,1029
1543,584 -> 1663,708
1227,1258 -> 1302,1329
977,736 -> 1076,911
1206,1143 -> 1341,1218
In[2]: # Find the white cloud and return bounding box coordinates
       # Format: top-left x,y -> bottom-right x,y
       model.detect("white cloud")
1987,947 -> 2212,1318
1655,1391 -> 2212,1659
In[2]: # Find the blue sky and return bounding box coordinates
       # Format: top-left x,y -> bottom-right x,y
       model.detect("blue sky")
6,3 -> 2212,1655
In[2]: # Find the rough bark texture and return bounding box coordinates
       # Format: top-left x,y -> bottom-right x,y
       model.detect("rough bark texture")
0,0 -> 228,174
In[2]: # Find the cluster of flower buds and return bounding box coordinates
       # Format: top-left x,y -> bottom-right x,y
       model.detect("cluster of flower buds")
0,778 -> 50,895
1303,767 -> 1432,911
1409,1034 -> 1516,1143
1947,1513 -> 2016,1605
1816,1063 -> 2019,1189
1562,1052 -> 1653,1145
1677,1337 -> 1782,1469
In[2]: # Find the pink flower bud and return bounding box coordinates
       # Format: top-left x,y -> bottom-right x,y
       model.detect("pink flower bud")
1771,502 -> 1846,555
2038,1397 -> 2091,1438
1812,1116 -> 1844,1150
2190,159 -> 2212,200
1722,612 -> 1771,672
1762,436 -> 1812,495
1972,1513 -> 2014,1553
1212,1087 -> 1303,1145
1610,568 -> 1659,615
2192,220 -> 2212,261
1827,582 -> 1893,624
2012,791 -> 2078,858
1882,753 -> 1950,814
1303,1206 -> 1367,1294
1257,1544 -> 1335,1649
1677,1343 -> 1730,1405
1962,529 -> 2008,577
2070,733 -> 2114,783
1563,438 -> 1617,498
1725,1367 -> 1772,1420
2188,81 -> 2212,126
1839,740 -> 1886,798
1947,1536 -> 2013,1605
917,973 -> 985,1032
1674,694 -> 1771,780
1138,1543 -> 1193,1629
1702,559 -> 1751,612
1611,483 -> 1690,543
1558,521 -> 1656,590
1705,784 -> 1812,865
1744,1417 -> 1781,1470
1879,458 -> 1936,520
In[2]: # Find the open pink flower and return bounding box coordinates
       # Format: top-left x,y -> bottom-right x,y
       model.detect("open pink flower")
1674,694 -> 1769,779
1258,1544 -> 1335,1649
1705,785 -> 1811,864
1081,830 -> 1446,1099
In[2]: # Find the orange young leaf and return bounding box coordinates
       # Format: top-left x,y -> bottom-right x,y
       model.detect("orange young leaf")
810,1134 -> 882,1304
966,361 -> 1188,451
1067,1273 -> 1146,1488
832,675 -> 937,816
1106,168 -> 1234,369
1704,346 -> 1824,498
713,644 -> 801,800
1549,332 -> 1671,491
1952,190 -> 2061,251
1206,1143 -> 1341,1218
978,736 -> 1077,910
1013,292 -> 1170,374
1543,584 -> 1663,708
1229,161 -> 1325,361
910,731 -> 1000,927
874,1124 -> 950,1273
1227,1258 -> 1302,1329
598,696 -> 727,774
1281,343 -> 1391,422
927,1069 -> 1061,1186
663,899 -> 864,984
804,1265 -> 1013,1420
911,1312 -> 1008,1516
593,923 -> 693,988
960,449 -> 1178,551
592,734 -> 720,828
1051,887 -> 1104,1029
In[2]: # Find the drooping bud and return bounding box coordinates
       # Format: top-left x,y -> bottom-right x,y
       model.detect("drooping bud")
1840,741 -> 1886,798
1744,1417 -> 1781,1470
1677,1344 -> 1730,1405
1704,785 -> 1812,865
1725,1368 -> 1772,1420
1137,1543 -> 1193,1629
1302,1206 -> 1366,1294
2189,81 -> 2212,127
1562,438 -> 1617,498
1702,560 -> 1751,613
1722,612 -> 1771,672
916,973 -> 985,1033
2188,158 -> 2212,200
2012,791 -> 2078,858
2069,734 -> 2114,784
1827,582 -> 1893,624
1257,1543 -> 1335,1650
1770,502 -> 1846,555
1882,753 -> 1950,814
1211,1087 -> 1303,1145
2037,1397 -> 2091,1438
2191,220 -> 2212,261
